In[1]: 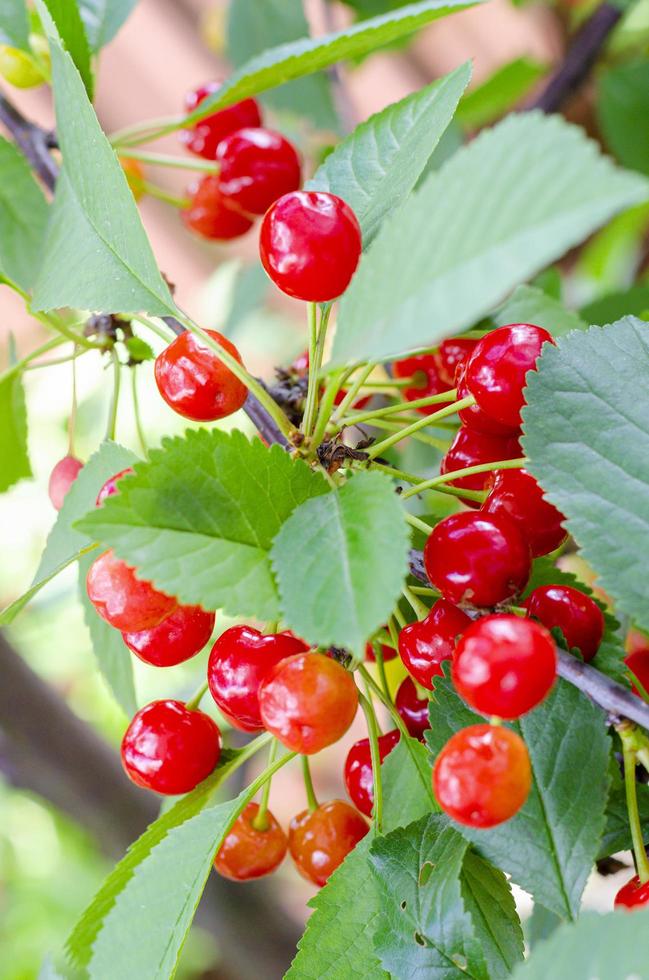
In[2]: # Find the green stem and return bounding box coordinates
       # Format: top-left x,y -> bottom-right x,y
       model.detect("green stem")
359,692 -> 384,832
401,456 -> 527,500
130,314 -> 175,343
332,361 -> 376,420
311,368 -> 347,449
117,148 -> 220,173
370,637 -> 391,704
367,395 -> 475,459
24,348 -> 89,371
405,513 -> 433,537
131,367 -> 148,456
31,310 -> 106,351
68,349 -> 78,455
0,335 -> 67,381
409,585 -> 441,597
338,387 -> 457,428
139,180 -> 190,209
301,755 -> 319,812
106,351 -> 121,441
302,304 -> 331,440
251,739 -> 279,831
402,584 -> 429,620
359,665 -> 409,739
358,378 -> 414,390
185,680 -> 208,712
365,461 -> 486,503
393,604 -> 406,629
347,415 -> 451,451
622,731 -> 649,882
110,114 -> 187,148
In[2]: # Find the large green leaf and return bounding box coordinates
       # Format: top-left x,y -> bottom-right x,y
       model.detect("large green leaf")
456,57 -> 545,130
523,318 -> 649,633
0,359 -> 31,493
494,285 -> 587,337
381,734 -> 435,829
331,112 -> 648,365
32,3 -> 174,315
426,674 -> 610,920
461,851 -> 524,977
307,63 -> 471,246
0,136 -> 49,291
0,0 -> 29,48
580,283 -> 649,325
42,0 -> 93,96
271,471 -> 410,658
598,60 -> 649,176
78,0 -> 138,51
76,430 -> 328,622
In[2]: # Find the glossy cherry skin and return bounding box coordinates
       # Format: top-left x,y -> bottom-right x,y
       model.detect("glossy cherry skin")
465,323 -> 555,428
216,127 -> 301,215
86,550 -> 177,632
123,605 -> 216,667
453,614 -> 557,719
288,800 -> 368,887
424,512 -> 531,607
392,353 -> 453,416
399,599 -> 471,690
457,370 -> 522,437
614,874 -> 649,909
48,455 -> 83,510
433,724 -> 531,828
208,626 -> 309,731
155,329 -> 247,422
259,191 -> 362,302
440,427 -> 521,507
258,652 -> 358,754
182,176 -> 254,240
215,802 -> 287,881
524,585 -> 605,662
121,699 -> 221,795
344,729 -> 400,816
482,468 -> 567,558
435,338 -> 478,386
395,677 -> 430,741
180,82 -> 262,159
96,467 -> 133,506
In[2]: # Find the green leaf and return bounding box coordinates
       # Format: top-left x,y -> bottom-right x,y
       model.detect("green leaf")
0,136 -> 49,291
510,910 -> 649,980
456,57 -> 546,130
78,0 -> 138,51
526,903 -> 562,949
124,335 -> 154,361
0,0 -> 30,49
580,283 -> 649,325
0,543 -> 98,626
461,851 -> 525,977
331,112 -> 649,365
227,0 -> 338,130
271,471 -> 410,658
598,60 -> 649,175
381,734 -> 435,829
42,0 -> 93,96
307,62 -> 471,246
493,285 -> 587,337
31,3 -> 174,316
0,363 -> 31,493
76,429 -> 328,622
599,756 -> 649,858
426,674 -> 610,919
523,318 -> 649,634
184,0 -> 485,126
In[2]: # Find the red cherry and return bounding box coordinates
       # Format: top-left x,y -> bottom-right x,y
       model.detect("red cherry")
48,455 -> 83,510
258,652 -> 358,754
392,353 -> 453,416
259,191 -> 362,302
182,176 -> 254,240
433,723 -> 531,828
434,338 -> 478,386
457,370 -> 522,437
395,677 -> 430,741
154,329 -> 247,422
332,387 -> 371,410
482,468 -> 567,558
398,599 -> 471,690
440,427 -> 521,507
615,874 -> 649,910
464,323 -> 555,428
365,631 -> 397,663
86,550 -> 177,632
288,800 -> 368,886
524,585 -> 605,662
452,614 -> 557,719
208,626 -> 309,732
424,512 -> 531,607
123,605 -> 215,667
344,729 -> 400,816
215,802 -> 287,881
121,699 -> 221,795
216,127 -> 301,216
180,82 -> 262,159
96,467 -> 133,506
625,633 -> 649,697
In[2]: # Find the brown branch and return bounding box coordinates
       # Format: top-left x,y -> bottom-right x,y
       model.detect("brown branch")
0,92 -> 58,190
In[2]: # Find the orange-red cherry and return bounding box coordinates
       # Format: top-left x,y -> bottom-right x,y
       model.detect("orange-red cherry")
154,329 -> 247,422
86,550 -> 177,632
122,605 -> 215,667
182,176 -> 254,240
215,802 -> 287,881
344,729 -> 400,816
615,875 -> 649,910
288,800 -> 368,886
398,599 -> 471,690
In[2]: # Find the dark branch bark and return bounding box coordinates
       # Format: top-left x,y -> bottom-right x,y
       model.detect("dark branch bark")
0,93 -> 58,190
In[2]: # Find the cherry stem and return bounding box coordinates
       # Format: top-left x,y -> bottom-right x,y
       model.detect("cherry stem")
393,604 -> 406,630
185,680 -> 208,712
351,416 -> 451,451
110,113 -> 187,148
251,739 -> 279,832
130,314 -> 176,343
117,148 -> 220,173
366,395 -> 475,459
370,637 -> 391,705
336,386 -> 458,430
311,368 -> 347,449
366,461 -> 485,502
105,350 -> 121,441
302,303 -> 331,440
358,691 -> 384,833
0,335 -> 68,381
620,727 -> 649,883
405,513 -> 433,537
67,347 -> 78,455
358,664 -> 409,739
401,456 -> 528,500
131,367 -> 148,456
301,755 -> 319,812
31,308 -> 107,351
137,180 -> 190,209
357,378 -> 415,390
402,584 -> 429,620
331,361 -> 377,421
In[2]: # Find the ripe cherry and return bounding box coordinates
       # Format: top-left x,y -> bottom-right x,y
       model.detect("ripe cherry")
215,802 -> 287,881
464,323 -> 554,428
180,82 -> 262,159
453,614 -> 557,719
48,455 -> 83,510
258,652 -> 358,754
121,699 -> 221,795
86,550 -> 177,632
392,354 -> 452,415
365,639 -> 397,663
288,800 -> 368,886
259,191 -> 362,302
395,677 -> 430,741
524,585 -> 605,662
96,467 -> 133,506
208,626 -> 309,731
434,338 -> 477,386
482,468 -> 567,558
155,329 -> 248,422
614,875 -> 649,910
433,723 -> 531,828
424,512 -> 531,607
457,370 -> 521,437
344,729 -> 400,816
440,427 -> 521,507
625,631 -> 649,697
216,127 -> 301,215
123,605 -> 215,667
399,599 -> 471,690
182,176 -> 254,240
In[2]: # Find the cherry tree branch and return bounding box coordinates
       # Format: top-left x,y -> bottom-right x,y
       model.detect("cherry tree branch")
0,91 -> 58,190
